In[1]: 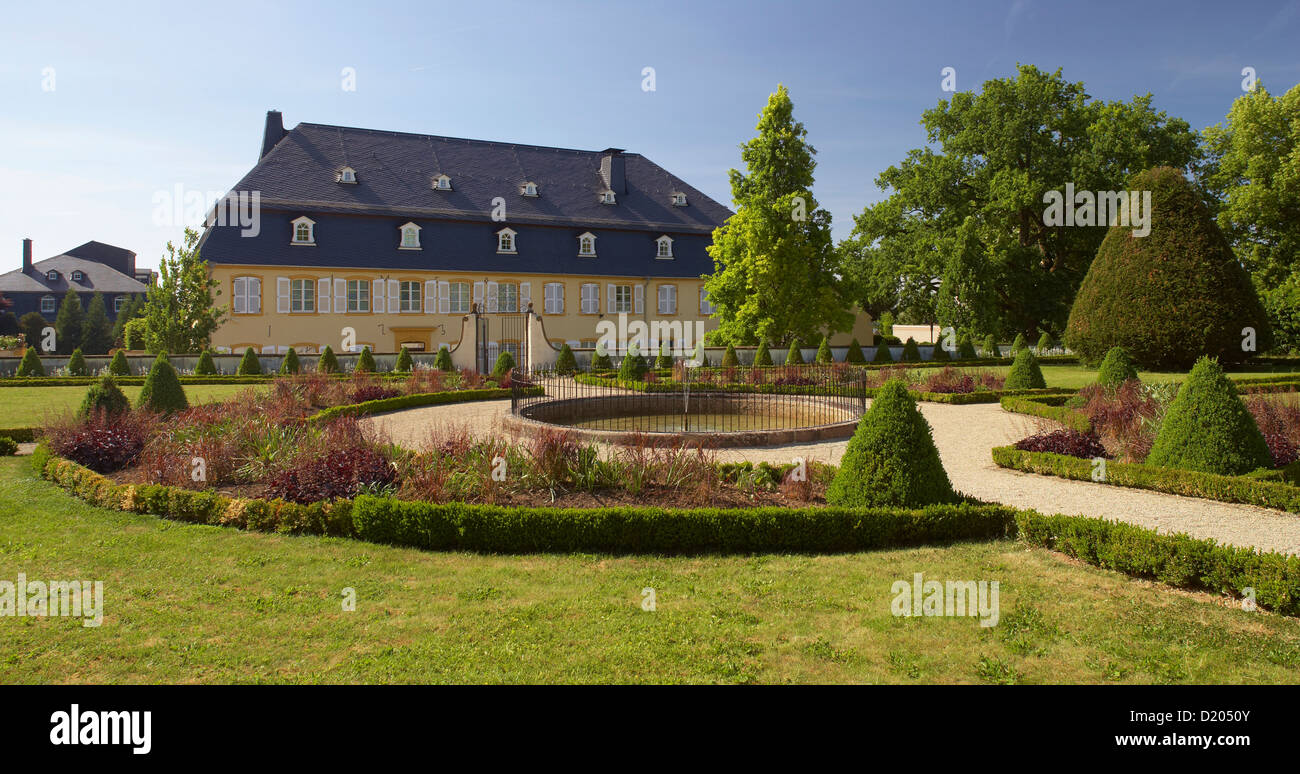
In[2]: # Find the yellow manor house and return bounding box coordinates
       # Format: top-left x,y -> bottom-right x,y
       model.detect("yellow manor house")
200,112 -> 872,368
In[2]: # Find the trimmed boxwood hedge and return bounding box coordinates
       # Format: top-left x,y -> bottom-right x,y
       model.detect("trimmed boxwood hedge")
307,387 -> 540,423
1000,394 -> 1092,432
0,427 -> 38,443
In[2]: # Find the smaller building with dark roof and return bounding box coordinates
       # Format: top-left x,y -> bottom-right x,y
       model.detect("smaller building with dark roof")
0,239 -> 150,323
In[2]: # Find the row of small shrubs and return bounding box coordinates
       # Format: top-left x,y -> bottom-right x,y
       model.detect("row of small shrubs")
12,345 -> 458,378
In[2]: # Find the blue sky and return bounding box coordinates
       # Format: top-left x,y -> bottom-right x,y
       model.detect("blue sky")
1,0 -> 1297,271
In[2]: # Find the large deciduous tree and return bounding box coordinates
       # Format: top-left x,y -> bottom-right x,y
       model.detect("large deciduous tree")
703,85 -> 853,346
142,228 -> 225,354
840,65 -> 1200,339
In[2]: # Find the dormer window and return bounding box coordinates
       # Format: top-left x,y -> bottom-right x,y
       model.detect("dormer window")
600,190 -> 616,205
291,216 -> 316,245
433,174 -> 452,190
399,222 -> 422,250
655,235 -> 674,259
336,166 -> 357,184
497,227 -> 517,254
521,182 -> 538,197
46,270 -> 59,282
671,192 -> 687,207
71,270 -> 84,282
577,232 -> 597,257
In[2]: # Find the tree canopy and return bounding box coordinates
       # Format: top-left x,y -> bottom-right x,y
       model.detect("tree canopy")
142,228 -> 225,354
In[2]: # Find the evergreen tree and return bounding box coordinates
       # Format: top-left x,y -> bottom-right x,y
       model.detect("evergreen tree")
237,347 -> 263,375
815,336 -> 833,364
19,312 -> 46,350
108,350 -> 131,376
80,292 -> 114,355
393,346 -> 413,372
845,338 -> 866,364
354,346 -> 376,373
279,347 -> 300,375
54,288 -> 84,355
434,345 -> 454,372
67,348 -> 89,376
194,350 -> 218,375
785,339 -> 804,365
318,345 -> 339,374
754,340 -> 774,366
16,347 -> 44,376
138,354 -> 188,414
721,344 -> 740,368
555,343 -> 578,375
77,377 -> 130,419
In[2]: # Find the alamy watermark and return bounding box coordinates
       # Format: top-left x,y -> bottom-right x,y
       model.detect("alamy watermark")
891,572 -> 999,627
152,184 -> 261,237
1,573 -> 103,627
1043,183 -> 1151,237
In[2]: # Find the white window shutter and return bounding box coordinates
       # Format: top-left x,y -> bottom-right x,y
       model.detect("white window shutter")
485,281 -> 499,312
473,281 -> 484,311
250,277 -> 261,313
317,278 -> 330,313
387,279 -> 400,313
520,282 -> 531,311
439,281 -> 450,314
424,280 -> 437,313
607,284 -> 615,314
334,279 -> 346,313
232,278 -> 246,314
634,284 -> 644,315
373,279 -> 386,311
277,277 -> 290,313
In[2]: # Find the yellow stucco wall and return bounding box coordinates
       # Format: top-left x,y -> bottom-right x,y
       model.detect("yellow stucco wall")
209,264 -> 872,354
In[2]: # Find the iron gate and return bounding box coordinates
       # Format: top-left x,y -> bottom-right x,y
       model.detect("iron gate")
476,312 -> 529,375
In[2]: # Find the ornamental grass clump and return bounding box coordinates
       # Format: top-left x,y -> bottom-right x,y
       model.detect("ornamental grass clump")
1145,357 -> 1272,475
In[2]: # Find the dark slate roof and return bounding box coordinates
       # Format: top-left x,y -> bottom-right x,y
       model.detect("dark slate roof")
228,122 -> 733,234
0,253 -> 149,294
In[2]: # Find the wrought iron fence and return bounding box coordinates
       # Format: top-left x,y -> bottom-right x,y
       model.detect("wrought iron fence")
511,364 -> 867,434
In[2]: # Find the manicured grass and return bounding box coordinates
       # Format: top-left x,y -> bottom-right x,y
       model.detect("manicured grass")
0,385 -> 261,430
988,365 -> 1300,390
1,457 -> 1296,684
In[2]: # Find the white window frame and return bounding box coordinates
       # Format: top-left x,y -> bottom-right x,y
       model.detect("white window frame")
611,284 -> 632,314
497,282 -> 519,313
448,282 -> 470,314
672,192 -> 687,206
543,282 -> 564,314
232,276 -> 262,315
521,182 -> 538,197
290,279 -> 315,313
700,287 -> 716,315
71,270 -> 83,282
656,235 -> 674,259
291,216 -> 316,245
497,228 -> 517,254
434,174 -> 452,190
113,295 -> 127,313
580,283 -> 599,314
46,270 -> 58,281
658,284 -> 677,315
40,295 -> 56,314
337,167 -> 357,183
577,232 -> 596,257
399,222 -> 422,250
346,279 -> 370,313
399,281 -> 422,313
600,190 -> 616,205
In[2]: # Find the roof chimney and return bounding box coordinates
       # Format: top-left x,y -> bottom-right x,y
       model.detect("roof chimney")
600,148 -> 626,194
260,110 -> 286,160
22,238 -> 32,274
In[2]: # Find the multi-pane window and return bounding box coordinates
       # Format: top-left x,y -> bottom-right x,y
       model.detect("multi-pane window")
401,227 -> 420,248
448,282 -> 470,314
399,281 -> 421,312
290,279 -> 315,312
700,287 -> 716,315
497,230 -> 515,252
41,295 -> 55,314
658,284 -> 677,315
578,234 -> 595,256
293,221 -> 313,243
501,341 -> 521,361
347,280 -> 370,312
580,283 -> 599,314
113,296 -> 127,313
544,282 -> 564,314
656,236 -> 673,258
232,276 -> 261,314
612,285 -> 632,313
497,283 -> 519,313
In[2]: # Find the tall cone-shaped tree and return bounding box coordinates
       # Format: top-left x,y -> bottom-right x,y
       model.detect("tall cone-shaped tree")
1065,167 -> 1271,368
80,292 -> 114,354
1146,357 -> 1271,475
703,85 -> 853,346
827,380 -> 960,507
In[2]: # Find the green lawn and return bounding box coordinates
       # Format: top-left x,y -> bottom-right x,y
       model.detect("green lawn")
0,385 -> 262,430
1,456 -> 1296,684
998,364 -> 1300,390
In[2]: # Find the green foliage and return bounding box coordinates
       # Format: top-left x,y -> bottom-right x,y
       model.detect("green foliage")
617,345 -> 646,381
80,293 -> 114,355
278,347 -> 300,375
871,341 -> 894,363
355,346 -> 376,374
591,343 -> 613,370
842,64 -> 1200,338
844,338 -> 865,364
194,350 -> 218,375
654,342 -> 673,369
434,345 -> 454,372
1011,333 -> 1027,354
750,340 -> 771,366
109,293 -> 145,349
491,349 -> 516,380
1096,347 -> 1138,387
393,346 -> 413,373
237,347 -> 263,375
826,380 -> 960,507
142,228 -> 226,354
983,335 -> 999,358
1065,167 -> 1272,369
16,347 -> 44,377
815,337 -> 833,364
77,376 -> 130,419
108,350 -> 131,376
958,335 -> 978,359
308,387 -> 535,423
930,341 -> 950,361
703,85 -> 854,345
318,346 -> 339,374
0,437 -> 16,456
137,354 -> 189,414
1146,357 -> 1272,475
900,337 -> 921,362
19,312 -> 46,350
1036,332 -> 1054,353
555,344 -> 577,375
1004,349 -> 1047,389
878,311 -> 895,337
785,339 -> 804,365
66,348 -> 89,377
123,318 -> 148,350
722,343 -> 740,368
54,289 -> 84,355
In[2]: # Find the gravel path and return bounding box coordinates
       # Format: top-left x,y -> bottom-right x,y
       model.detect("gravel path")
365,398 -> 1300,555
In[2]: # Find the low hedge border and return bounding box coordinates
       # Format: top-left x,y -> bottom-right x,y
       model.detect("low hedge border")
0,427 -> 39,443
307,386 -> 539,423
999,394 -> 1091,431
1016,510 -> 1300,616
892,387 -> 1073,405
30,448 -> 1299,613
991,445 -> 1300,514
574,373 -> 1071,404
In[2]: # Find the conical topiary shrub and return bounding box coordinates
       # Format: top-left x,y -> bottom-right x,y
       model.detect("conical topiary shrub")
655,342 -> 672,369
785,339 -> 804,365
556,343 -> 577,375
826,379 -> 960,507
1065,167 -> 1272,369
617,344 -> 646,381
845,338 -> 865,364
1010,333 -> 1027,355
930,341 -> 950,361
318,345 -> 339,374
1097,346 -> 1138,387
354,346 -> 376,373
871,342 -> 894,364
958,335 -> 978,359
591,343 -> 613,370
394,346 -> 413,373
491,349 -> 516,381
279,347 -> 300,375
138,354 -> 188,414
721,344 -> 740,368
237,347 -> 262,375
77,376 -> 130,419
754,340 -> 773,366
16,347 -> 44,377
983,335 -> 999,358
1146,357 -> 1272,475
67,348 -> 88,376
815,336 -> 833,364
1004,349 -> 1047,389
434,345 -> 454,372
195,350 -> 218,375
108,349 -> 131,376
900,337 -> 921,362
1036,332 -> 1053,354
